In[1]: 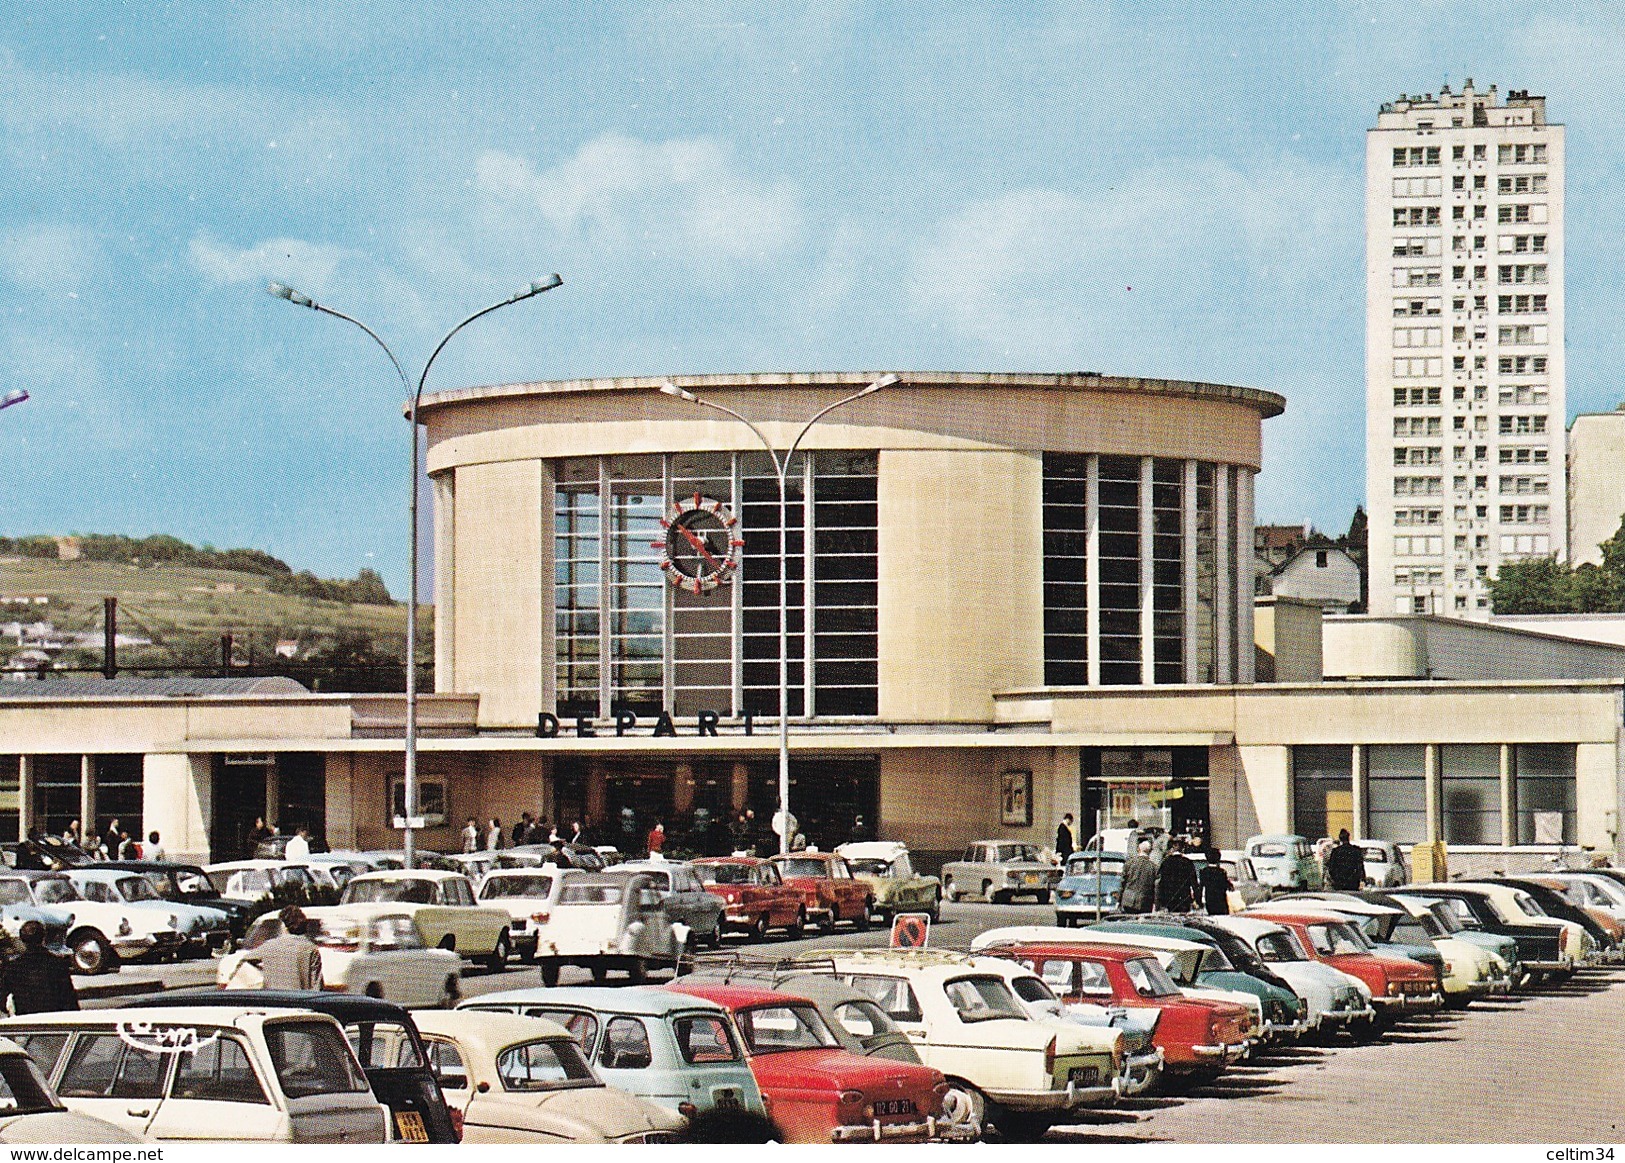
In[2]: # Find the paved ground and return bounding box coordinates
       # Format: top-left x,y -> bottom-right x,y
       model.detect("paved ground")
83,898 -> 1625,1143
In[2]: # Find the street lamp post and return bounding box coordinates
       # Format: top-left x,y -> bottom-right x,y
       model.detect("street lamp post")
659,374 -> 897,854
269,275 -> 562,866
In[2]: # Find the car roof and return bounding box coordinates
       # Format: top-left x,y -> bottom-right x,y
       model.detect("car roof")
104,861 -> 204,874
1247,910 -> 1354,927
1277,896 -> 1402,917
350,868 -> 460,882
665,980 -> 815,1010
1,1004 -> 314,1027
127,988 -> 420,1022
468,986 -> 726,1017
986,941 -> 1143,962
692,856 -> 765,866
0,871 -> 70,881
836,842 -> 908,860
63,868 -> 127,882
1245,834 -> 1307,844
1205,915 -> 1293,939
205,859 -> 305,872
411,1009 -> 573,1052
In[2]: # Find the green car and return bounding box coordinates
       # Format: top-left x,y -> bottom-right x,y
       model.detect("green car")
1086,918 -> 1311,1042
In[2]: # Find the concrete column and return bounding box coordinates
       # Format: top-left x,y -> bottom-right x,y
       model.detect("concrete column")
1215,470 -> 1232,682
1500,743 -> 1516,846
1235,470 -> 1256,684
432,472 -> 456,694
731,762 -> 750,813
79,755 -> 94,838
143,754 -> 211,865
1182,461 -> 1199,684
17,755 -> 32,841
1086,455 -> 1101,687
1424,743 -> 1441,843
1139,457 -> 1155,685
586,766 -> 607,828
1351,744 -> 1367,839
266,760 -> 280,831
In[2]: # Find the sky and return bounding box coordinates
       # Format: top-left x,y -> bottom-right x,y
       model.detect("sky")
1,2 -> 1623,595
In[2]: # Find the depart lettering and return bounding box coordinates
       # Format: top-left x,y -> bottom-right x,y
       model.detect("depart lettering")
536,709 -> 752,738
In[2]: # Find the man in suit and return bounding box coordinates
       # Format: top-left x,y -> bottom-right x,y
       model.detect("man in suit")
0,921 -> 78,1014
1054,814 -> 1076,862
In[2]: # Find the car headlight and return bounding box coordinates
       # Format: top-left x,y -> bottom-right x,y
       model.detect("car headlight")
1058,890 -> 1075,900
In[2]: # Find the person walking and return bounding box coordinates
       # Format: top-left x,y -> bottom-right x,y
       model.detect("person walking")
647,821 -> 666,857
257,906 -> 323,991
0,921 -> 78,1014
63,819 -> 81,848
486,818 -> 503,851
1054,813 -> 1076,862
1154,838 -> 1198,913
461,818 -> 480,854
1120,839 -> 1157,914
1199,848 -> 1231,915
145,831 -> 166,862
284,825 -> 312,863
1325,829 -> 1366,891
102,819 -> 122,860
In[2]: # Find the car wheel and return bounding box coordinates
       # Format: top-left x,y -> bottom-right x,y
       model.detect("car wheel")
539,959 -> 561,987
626,957 -> 647,985
438,934 -> 456,952
484,933 -> 511,973
439,976 -> 461,1007
705,921 -> 723,949
853,900 -> 872,931
940,1081 -> 987,1142
1347,1014 -> 1386,1043
752,912 -> 771,941
1034,890 -> 1051,905
1055,914 -> 1070,928
70,930 -> 115,976
786,909 -> 806,940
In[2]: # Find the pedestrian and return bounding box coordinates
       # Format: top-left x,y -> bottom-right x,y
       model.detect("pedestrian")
1155,838 -> 1198,913
257,906 -> 323,991
145,831 -> 166,862
461,817 -> 480,854
1325,829 -> 1366,891
1055,813 -> 1076,862
570,820 -> 584,844
1199,847 -> 1231,915
543,838 -> 573,869
63,819 -> 81,848
647,821 -> 666,856
513,812 -> 533,847
102,819 -> 122,859
0,920 -> 78,1014
248,816 -> 274,849
527,816 -> 550,845
117,832 -> 136,861
13,830 -> 46,872
284,825 -> 311,863
486,818 -> 503,851
1120,839 -> 1157,914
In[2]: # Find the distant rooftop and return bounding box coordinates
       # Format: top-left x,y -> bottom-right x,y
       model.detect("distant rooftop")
0,675 -> 310,699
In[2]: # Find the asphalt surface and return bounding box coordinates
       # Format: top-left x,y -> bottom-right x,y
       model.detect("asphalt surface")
84,898 -> 1625,1143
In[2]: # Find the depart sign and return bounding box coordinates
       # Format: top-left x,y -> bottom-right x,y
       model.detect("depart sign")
537,709 -> 756,738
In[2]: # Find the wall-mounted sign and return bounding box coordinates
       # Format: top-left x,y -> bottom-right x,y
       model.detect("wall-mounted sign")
656,494 -> 744,593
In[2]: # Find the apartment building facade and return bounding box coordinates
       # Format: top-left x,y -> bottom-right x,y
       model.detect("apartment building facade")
1366,81 -> 1565,618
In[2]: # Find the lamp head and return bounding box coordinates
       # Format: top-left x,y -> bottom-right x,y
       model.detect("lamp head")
512,273 -> 564,302
267,282 -> 317,309
659,380 -> 699,403
859,372 -> 900,396
0,388 -> 29,411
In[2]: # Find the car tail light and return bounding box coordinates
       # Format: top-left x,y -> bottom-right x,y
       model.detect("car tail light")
449,1107 -> 464,1142
1044,1036 -> 1056,1075
760,1092 -> 774,1118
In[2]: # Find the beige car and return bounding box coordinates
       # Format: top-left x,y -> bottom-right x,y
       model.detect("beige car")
409,1010 -> 682,1143
337,870 -> 514,968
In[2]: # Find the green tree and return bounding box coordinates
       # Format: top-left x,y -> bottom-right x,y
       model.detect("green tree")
1487,513 -> 1625,613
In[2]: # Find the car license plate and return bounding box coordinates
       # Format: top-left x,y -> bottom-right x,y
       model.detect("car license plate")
713,1089 -> 741,1108
1022,873 -> 1040,885
394,1110 -> 429,1143
1069,1066 -> 1100,1086
873,1099 -> 915,1117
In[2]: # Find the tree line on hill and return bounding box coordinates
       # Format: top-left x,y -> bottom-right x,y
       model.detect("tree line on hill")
0,532 -> 394,607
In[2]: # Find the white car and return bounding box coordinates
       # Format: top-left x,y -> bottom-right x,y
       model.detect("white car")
337,870 -> 513,967
1,1006 -> 389,1142
11,871 -> 183,975
0,1036 -> 143,1143
478,868 -> 571,960
218,908 -> 465,1008
204,860 -> 321,903
66,868 -> 230,961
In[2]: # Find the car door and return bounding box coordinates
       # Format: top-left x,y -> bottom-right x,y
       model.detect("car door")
51,1029 -> 172,1138
144,1031 -> 285,1141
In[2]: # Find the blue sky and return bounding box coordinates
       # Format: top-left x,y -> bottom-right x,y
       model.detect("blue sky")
1,3 -> 1622,594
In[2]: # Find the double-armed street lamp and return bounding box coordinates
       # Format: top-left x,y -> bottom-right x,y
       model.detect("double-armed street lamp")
269,275 -> 563,866
659,374 -> 898,854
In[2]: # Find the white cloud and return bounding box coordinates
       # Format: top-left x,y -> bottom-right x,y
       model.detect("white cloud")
475,133 -> 803,275
0,223 -> 101,292
188,233 -> 356,294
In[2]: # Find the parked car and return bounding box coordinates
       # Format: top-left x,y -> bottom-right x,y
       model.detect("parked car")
478,867 -> 571,960
1543,870 -> 1625,926
0,1036 -> 143,1143
337,870 -> 513,968
769,852 -> 873,931
0,839 -> 96,872
533,871 -> 685,986
7,870 -> 180,974
66,868 -> 231,961
494,843 -> 605,872
1053,852 -> 1124,924
691,856 -> 808,938
795,947 -> 1119,1140
0,875 -> 74,957
611,861 -> 726,947
130,989 -> 459,1142
1241,835 -> 1322,891
304,856 -> 369,892
218,909 -> 465,1008
460,985 -> 769,1118
2,1006 -> 389,1142
1270,896 -> 1448,981
666,979 -> 947,1143
1410,883 -> 1587,982
978,940 -> 1253,1085
253,834 -> 330,860
443,852 -> 498,887
408,1009 -> 681,1143
1198,915 -> 1376,1037
204,860 -> 322,903
1377,890 -> 1522,987
1490,877 -> 1619,963
1218,853 -> 1272,908
346,849 -> 460,872
941,842 -> 1060,904
103,861 -> 254,948
835,842 -> 942,921
1356,840 -> 1409,887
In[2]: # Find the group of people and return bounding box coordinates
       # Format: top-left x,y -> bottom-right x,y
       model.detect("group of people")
1054,814 -> 1234,916
13,819 -> 165,870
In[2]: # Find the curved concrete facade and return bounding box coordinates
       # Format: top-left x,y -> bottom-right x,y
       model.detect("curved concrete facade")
421,372 -> 1285,729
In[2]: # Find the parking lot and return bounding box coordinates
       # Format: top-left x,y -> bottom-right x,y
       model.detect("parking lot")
86,895 -> 1625,1143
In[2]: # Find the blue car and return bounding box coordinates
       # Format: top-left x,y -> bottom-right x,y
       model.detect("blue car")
1054,853 -> 1124,925
0,877 -> 72,954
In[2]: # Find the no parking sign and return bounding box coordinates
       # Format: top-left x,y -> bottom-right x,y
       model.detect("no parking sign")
890,912 -> 931,948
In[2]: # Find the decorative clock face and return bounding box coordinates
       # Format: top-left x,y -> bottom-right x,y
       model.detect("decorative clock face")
655,494 -> 744,593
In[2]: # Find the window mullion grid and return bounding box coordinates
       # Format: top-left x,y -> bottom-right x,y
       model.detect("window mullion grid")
662,454 -> 676,712
1086,455 -> 1101,687
1182,460 -> 1199,684
801,451 -> 815,720
731,452 -> 745,718
597,457 -> 611,720
1139,456 -> 1155,686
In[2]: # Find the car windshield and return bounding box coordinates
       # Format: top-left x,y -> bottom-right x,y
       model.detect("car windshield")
1253,843 -> 1288,858
0,1053 -> 62,1114
0,881 -> 30,907
1512,891 -> 1547,917
1308,923 -> 1368,956
846,859 -> 892,877
496,1039 -> 597,1091
995,846 -> 1040,864
481,875 -> 556,900
171,869 -> 220,897
559,884 -> 623,905
1124,957 -> 1180,998
695,864 -> 751,886
1195,945 -> 1235,972
735,1004 -> 838,1054
115,876 -> 161,902
30,878 -> 78,905
942,976 -> 1027,1022
342,878 -> 437,905
314,918 -> 365,952
1423,903 -> 1465,933
776,859 -> 830,879
1064,854 -> 1123,876
1254,932 -> 1307,962
1359,846 -> 1390,864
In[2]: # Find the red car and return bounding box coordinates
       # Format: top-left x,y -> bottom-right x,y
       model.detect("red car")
987,942 -> 1253,1078
666,979 -> 947,1143
1248,910 -> 1442,1035
770,852 -> 873,931
692,856 -> 808,939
